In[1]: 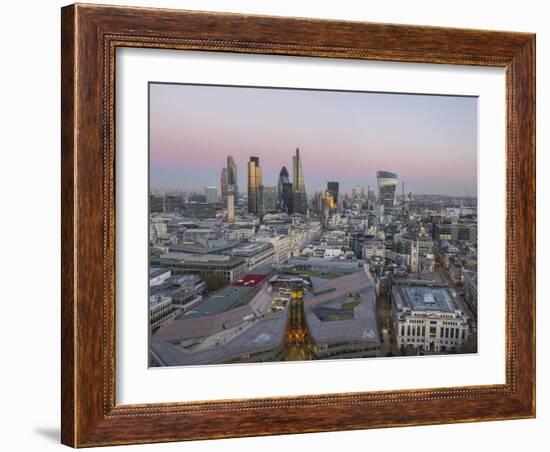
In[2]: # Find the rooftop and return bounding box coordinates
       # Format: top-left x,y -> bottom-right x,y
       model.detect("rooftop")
181,285 -> 258,317
402,286 -> 453,312
231,242 -> 274,257
286,257 -> 360,274
304,271 -> 379,344
149,267 -> 170,278
233,274 -> 269,287
159,252 -> 246,267
377,170 -> 397,179
150,310 -> 288,366
169,239 -> 238,255
392,282 -> 463,314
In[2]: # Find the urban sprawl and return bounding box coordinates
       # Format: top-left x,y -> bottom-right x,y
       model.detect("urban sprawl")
149,148 -> 478,366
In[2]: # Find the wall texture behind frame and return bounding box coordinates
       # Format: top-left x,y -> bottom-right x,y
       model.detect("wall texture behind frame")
0,1 -> 546,452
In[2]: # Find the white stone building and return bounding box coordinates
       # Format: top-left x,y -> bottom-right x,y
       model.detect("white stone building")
256,235 -> 292,264
391,280 -> 469,353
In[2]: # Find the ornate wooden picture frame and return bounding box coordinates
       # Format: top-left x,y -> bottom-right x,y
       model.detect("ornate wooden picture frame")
61,3 -> 535,447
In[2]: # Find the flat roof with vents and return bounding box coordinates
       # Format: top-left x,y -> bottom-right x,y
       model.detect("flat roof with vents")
401,286 -> 453,312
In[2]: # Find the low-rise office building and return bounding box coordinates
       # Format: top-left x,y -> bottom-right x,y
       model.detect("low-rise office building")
363,238 -> 385,260
391,279 -> 469,353
223,224 -> 256,241
155,252 -> 248,286
463,269 -> 478,314
311,245 -> 344,259
169,237 -> 239,255
149,295 -> 177,333
434,222 -> 477,242
184,202 -> 216,219
231,242 -> 276,271
256,235 -> 292,264
149,268 -> 171,286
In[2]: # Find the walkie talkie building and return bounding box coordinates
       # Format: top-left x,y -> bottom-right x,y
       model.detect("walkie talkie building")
377,170 -> 398,213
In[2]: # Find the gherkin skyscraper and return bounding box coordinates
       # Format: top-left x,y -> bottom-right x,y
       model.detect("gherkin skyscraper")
277,166 -> 291,212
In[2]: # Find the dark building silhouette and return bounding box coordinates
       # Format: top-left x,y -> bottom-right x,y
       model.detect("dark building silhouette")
277,166 -> 290,211
282,182 -> 294,214
327,181 -> 339,211
292,148 -> 307,214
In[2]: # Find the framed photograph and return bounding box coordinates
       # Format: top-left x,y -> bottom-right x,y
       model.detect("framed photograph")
61,3 -> 535,447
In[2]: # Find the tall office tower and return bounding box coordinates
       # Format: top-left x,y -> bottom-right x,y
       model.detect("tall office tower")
277,166 -> 290,211
313,191 -> 323,213
376,170 -> 398,213
292,148 -> 305,191
226,190 -> 235,223
247,156 -> 262,214
220,156 -> 238,209
327,182 -> 343,211
324,192 -> 335,210
220,166 -> 228,208
258,185 -> 277,216
327,181 -> 339,211
226,155 -> 238,200
204,186 -> 218,204
292,148 -> 307,214
282,182 -> 293,214
292,192 -> 306,216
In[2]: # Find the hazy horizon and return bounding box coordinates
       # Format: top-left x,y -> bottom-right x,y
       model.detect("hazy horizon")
149,83 -> 478,197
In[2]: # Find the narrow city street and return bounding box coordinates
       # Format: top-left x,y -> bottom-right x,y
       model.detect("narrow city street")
282,290 -> 314,361
376,291 -> 397,356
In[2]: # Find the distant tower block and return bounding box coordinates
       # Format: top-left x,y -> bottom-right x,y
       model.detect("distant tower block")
205,185 -> 218,204
292,148 -> 308,214
247,156 -> 262,214
227,191 -> 235,223
226,155 -> 238,199
377,170 -> 398,213
327,181 -> 339,203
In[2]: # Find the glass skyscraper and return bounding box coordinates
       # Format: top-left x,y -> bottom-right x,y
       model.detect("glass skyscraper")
277,166 -> 291,212
247,156 -> 262,214
377,170 -> 398,213
221,156 -> 238,209
226,155 -> 238,199
292,148 -> 307,214
258,185 -> 277,216
327,181 -> 339,211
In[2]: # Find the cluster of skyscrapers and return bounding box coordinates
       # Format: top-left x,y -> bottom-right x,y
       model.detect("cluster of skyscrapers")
217,148 -> 404,221
215,150 -> 403,223
219,148 -> 308,219
149,146 -> 477,366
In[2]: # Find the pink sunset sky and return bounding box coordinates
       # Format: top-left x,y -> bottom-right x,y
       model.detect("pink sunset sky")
149,83 -> 477,196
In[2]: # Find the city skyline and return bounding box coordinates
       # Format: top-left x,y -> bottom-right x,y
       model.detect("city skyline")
148,82 -> 478,366
150,83 -> 478,196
